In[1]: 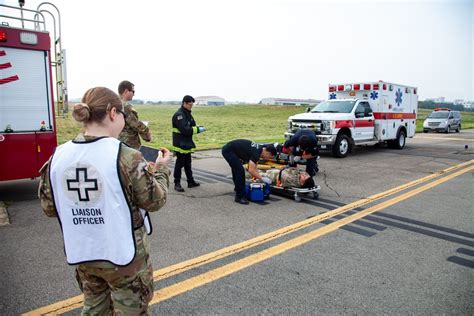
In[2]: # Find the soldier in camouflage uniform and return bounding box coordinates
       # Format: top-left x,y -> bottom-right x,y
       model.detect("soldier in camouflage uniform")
245,167 -> 315,188
38,87 -> 170,315
118,80 -> 151,149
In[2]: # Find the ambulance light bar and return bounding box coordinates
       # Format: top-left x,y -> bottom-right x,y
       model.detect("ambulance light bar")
329,86 -> 336,92
337,85 -> 344,91
363,84 -> 370,90
0,31 -> 6,42
344,84 -> 352,91
20,32 -> 38,45
353,84 -> 360,90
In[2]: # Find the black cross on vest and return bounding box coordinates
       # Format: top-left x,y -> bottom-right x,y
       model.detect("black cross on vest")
66,168 -> 98,202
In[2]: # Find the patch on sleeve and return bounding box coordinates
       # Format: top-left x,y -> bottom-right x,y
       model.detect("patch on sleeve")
177,115 -> 183,120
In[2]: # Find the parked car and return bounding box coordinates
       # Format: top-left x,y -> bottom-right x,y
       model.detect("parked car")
423,108 -> 461,133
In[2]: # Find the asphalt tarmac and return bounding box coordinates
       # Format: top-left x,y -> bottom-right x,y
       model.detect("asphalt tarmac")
0,130 -> 473,315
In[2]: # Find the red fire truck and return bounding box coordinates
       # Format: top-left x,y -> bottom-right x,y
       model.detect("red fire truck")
0,1 -> 67,181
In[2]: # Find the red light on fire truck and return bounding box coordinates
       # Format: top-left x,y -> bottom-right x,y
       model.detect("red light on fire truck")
0,31 -> 7,42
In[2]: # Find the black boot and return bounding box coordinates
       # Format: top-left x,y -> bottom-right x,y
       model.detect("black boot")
174,183 -> 185,192
234,196 -> 249,205
188,181 -> 200,188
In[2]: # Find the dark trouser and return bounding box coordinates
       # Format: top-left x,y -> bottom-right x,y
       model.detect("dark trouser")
222,144 -> 245,199
305,157 -> 317,177
174,152 -> 194,184
292,148 -> 318,177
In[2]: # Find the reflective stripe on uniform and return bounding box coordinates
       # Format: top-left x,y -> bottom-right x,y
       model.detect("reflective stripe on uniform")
172,126 -> 199,134
171,146 -> 195,154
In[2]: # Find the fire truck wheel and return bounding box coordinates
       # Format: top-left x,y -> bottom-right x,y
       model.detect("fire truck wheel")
332,134 -> 350,158
393,130 -> 406,149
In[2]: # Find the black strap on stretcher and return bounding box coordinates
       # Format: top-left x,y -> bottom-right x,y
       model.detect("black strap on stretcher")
277,166 -> 289,187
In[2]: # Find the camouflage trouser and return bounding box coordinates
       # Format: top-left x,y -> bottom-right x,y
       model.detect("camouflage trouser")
75,227 -> 154,316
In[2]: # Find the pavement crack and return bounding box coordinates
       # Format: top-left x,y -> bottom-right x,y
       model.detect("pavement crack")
321,170 -> 340,197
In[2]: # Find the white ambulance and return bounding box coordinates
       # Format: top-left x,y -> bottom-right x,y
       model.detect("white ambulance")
285,81 -> 418,158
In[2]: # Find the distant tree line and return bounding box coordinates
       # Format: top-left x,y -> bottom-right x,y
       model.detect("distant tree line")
418,100 -> 473,112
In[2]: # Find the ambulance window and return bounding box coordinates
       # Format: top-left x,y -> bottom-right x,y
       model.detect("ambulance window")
355,104 -> 365,115
360,102 -> 372,116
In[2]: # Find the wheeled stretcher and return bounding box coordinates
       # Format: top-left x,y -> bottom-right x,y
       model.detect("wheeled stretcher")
251,160 -> 321,202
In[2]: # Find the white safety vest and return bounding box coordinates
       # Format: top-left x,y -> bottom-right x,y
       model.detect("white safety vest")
50,137 -> 146,266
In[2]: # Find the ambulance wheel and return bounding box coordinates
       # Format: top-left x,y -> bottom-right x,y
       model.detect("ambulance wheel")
332,134 -> 350,158
313,192 -> 319,200
393,130 -> 406,150
445,126 -> 450,133
456,124 -> 461,133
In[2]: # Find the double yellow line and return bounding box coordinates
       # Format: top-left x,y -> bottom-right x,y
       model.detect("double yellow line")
24,160 -> 474,315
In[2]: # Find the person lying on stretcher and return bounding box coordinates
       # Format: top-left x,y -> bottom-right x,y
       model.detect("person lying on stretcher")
245,167 -> 315,188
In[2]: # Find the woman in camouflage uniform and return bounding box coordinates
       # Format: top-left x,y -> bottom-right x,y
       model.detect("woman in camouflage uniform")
38,87 -> 170,315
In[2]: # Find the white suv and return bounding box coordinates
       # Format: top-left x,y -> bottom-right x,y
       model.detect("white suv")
423,109 -> 461,133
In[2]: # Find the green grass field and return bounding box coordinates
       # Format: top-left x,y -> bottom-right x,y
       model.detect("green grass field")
56,104 -> 305,150
57,105 -> 474,150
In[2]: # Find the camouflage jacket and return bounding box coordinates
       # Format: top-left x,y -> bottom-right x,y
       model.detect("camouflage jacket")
245,167 -> 301,188
118,103 -> 150,149
262,167 -> 301,188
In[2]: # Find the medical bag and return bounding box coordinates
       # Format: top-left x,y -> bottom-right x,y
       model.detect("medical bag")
245,182 -> 270,202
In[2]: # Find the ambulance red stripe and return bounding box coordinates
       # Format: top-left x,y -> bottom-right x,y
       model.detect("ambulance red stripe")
335,120 -> 354,128
355,120 -> 375,127
373,112 -> 417,119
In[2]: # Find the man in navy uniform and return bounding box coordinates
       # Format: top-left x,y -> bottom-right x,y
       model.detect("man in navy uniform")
283,129 -> 319,176
222,140 -> 276,205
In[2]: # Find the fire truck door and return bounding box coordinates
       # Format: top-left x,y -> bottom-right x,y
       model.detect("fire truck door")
0,133 -> 38,181
353,101 -> 375,141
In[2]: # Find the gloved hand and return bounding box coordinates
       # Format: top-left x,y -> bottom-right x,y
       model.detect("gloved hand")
261,177 -> 272,185
198,126 -> 206,133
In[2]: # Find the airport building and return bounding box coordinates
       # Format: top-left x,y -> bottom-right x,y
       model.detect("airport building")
259,98 -> 321,106
195,96 -> 226,106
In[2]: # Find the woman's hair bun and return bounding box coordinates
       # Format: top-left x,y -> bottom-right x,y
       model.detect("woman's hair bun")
72,102 -> 91,122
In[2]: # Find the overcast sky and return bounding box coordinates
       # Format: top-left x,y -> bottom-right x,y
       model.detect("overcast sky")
2,0 -> 473,102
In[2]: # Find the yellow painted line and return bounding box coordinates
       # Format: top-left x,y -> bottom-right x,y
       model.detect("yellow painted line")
415,135 -> 474,142
23,160 -> 474,315
149,164 -> 474,305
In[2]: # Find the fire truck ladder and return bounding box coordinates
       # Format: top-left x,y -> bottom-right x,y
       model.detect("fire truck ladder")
35,2 -> 68,116
0,1 -> 68,117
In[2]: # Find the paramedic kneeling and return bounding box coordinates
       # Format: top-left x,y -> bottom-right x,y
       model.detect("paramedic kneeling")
283,129 -> 319,176
222,139 -> 277,205
38,87 -> 170,315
